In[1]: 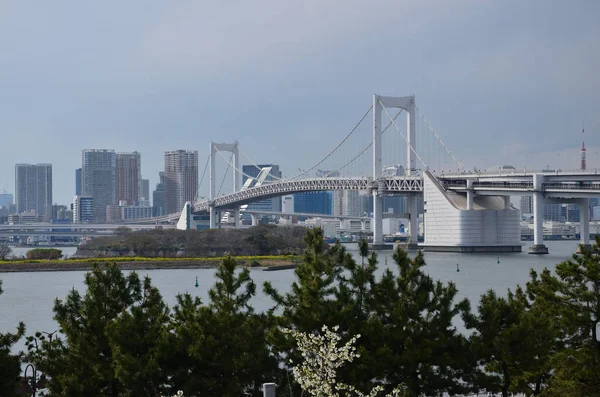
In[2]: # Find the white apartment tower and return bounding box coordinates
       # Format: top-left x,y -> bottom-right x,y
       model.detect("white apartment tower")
164,150 -> 198,214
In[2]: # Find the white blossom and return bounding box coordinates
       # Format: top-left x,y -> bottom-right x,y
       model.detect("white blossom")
282,325 -> 403,397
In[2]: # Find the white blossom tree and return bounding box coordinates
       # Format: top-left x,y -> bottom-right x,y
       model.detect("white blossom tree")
283,325 -> 403,397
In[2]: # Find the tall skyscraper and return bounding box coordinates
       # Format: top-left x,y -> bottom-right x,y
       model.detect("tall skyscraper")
82,149 -> 116,222
141,179 -> 150,201
0,192 -> 13,208
164,150 -> 198,214
75,168 -> 82,196
520,196 -> 533,215
152,172 -> 165,216
15,163 -> 52,215
115,152 -> 141,205
242,164 -> 282,213
333,190 -> 361,217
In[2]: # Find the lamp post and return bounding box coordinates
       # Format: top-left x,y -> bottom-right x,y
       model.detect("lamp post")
17,364 -> 47,396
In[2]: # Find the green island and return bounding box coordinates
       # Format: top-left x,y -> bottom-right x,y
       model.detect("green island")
0,225 -> 307,272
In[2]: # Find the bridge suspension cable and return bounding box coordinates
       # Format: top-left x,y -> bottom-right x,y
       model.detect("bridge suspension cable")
325,109 -> 404,176
416,105 -> 465,171
235,105 -> 373,182
379,99 -> 430,171
237,147 -> 283,181
217,152 -> 234,196
196,156 -> 210,201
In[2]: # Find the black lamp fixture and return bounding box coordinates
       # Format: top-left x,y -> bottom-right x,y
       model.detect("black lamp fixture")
16,364 -> 47,396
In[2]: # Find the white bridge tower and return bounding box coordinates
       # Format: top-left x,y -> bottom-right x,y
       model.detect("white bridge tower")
372,94 -> 418,248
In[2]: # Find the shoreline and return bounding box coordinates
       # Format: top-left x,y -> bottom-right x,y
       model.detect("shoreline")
0,258 -> 297,273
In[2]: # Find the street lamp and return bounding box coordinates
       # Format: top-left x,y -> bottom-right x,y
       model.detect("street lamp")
17,364 -> 47,396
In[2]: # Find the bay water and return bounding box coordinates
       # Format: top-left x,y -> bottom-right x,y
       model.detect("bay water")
0,241 -> 582,354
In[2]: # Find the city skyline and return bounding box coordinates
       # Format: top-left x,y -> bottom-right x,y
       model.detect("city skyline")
0,1 -> 598,205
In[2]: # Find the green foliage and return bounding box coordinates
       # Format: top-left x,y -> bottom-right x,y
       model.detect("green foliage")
78,225 -> 308,257
467,286 -> 556,397
26,262 -> 168,397
367,248 -> 473,396
0,244 -> 11,260
26,248 -> 62,260
165,256 -> 278,396
527,237 -> 600,395
0,279 -> 25,397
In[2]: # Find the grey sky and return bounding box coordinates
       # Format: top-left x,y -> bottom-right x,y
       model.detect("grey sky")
1,0 -> 599,205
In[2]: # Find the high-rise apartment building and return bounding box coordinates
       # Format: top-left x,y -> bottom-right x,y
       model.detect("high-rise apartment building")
15,163 -> 52,215
75,168 -> 82,196
82,149 -> 116,222
141,179 -> 150,201
73,195 -> 94,223
294,191 -> 333,215
520,196 -> 533,215
152,172 -> 166,216
333,190 -> 361,217
115,152 -> 141,205
164,150 -> 198,214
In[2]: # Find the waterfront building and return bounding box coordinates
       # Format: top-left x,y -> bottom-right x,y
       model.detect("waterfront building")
293,191 -> 332,215
242,164 -> 282,213
333,190 -> 361,217
0,193 -> 13,208
115,152 -> 141,206
282,195 -> 294,213
82,149 -> 116,222
73,195 -> 94,223
152,172 -> 165,217
544,203 -> 564,222
520,195 -> 533,215
164,150 -> 198,214
565,203 -> 581,223
75,168 -> 82,196
44,204 -> 68,222
15,163 -> 52,216
106,203 -> 153,222
8,211 -> 42,224
141,178 -> 150,202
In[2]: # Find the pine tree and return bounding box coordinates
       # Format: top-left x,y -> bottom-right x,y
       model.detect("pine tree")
0,279 -> 25,397
467,287 -> 556,397
526,237 -> 600,396
368,248 -> 473,396
167,256 -> 278,397
26,262 -> 161,397
107,276 -> 171,396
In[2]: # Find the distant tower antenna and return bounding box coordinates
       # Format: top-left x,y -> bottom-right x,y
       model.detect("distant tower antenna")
581,122 -> 586,170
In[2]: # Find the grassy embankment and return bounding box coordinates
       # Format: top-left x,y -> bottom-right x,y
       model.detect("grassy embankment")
0,254 -> 299,272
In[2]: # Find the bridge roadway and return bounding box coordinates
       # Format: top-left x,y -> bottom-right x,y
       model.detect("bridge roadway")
194,171 -> 600,212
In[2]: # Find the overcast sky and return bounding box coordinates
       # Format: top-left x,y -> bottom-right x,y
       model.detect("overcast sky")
1,0 -> 599,205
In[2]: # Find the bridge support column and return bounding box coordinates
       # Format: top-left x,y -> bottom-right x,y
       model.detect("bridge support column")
529,174 -> 548,254
466,179 -> 474,210
234,208 -> 240,228
209,206 -> 217,229
407,195 -> 419,249
504,196 -> 511,210
578,198 -> 591,253
372,193 -> 384,246
251,214 -> 259,226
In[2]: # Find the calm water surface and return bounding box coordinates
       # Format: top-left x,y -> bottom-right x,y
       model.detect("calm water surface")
0,241 -> 582,353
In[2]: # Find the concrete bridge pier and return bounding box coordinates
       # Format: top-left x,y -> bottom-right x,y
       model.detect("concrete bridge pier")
529,174 -> 549,254
209,206 -> 218,229
407,195 -> 419,249
466,179 -> 474,210
234,207 -> 240,228
578,197 -> 591,253
251,214 -> 259,226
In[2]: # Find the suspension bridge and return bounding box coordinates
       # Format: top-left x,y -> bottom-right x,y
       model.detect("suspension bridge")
163,94 -> 600,254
